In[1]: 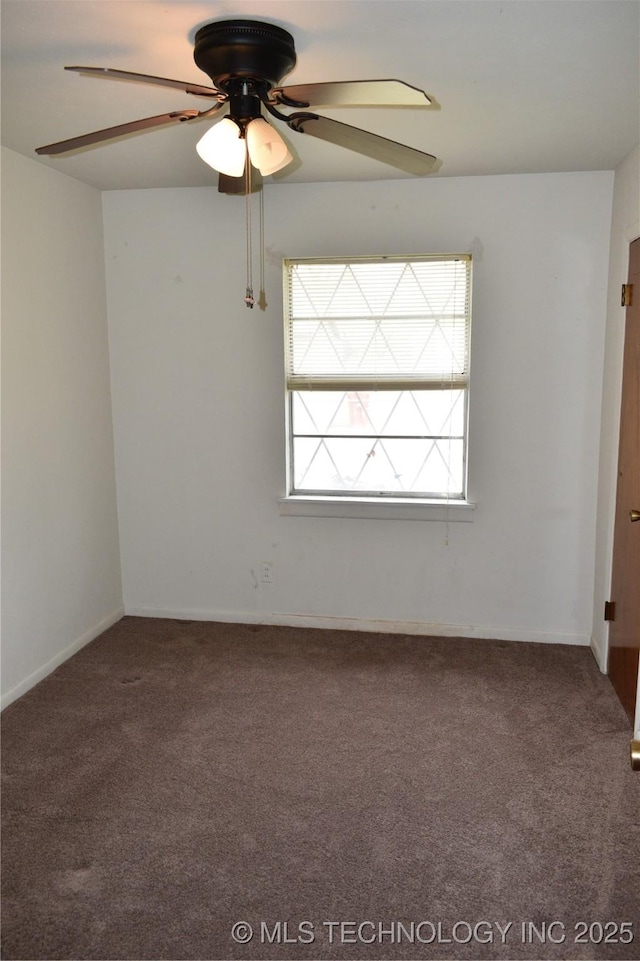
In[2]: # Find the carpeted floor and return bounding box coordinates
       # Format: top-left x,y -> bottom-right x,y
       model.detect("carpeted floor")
1,616 -> 639,960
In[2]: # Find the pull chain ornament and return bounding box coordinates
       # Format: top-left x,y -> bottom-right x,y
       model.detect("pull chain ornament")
244,286 -> 255,308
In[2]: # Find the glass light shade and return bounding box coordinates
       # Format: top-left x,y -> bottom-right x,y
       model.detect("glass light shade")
246,118 -> 293,176
196,118 -> 246,177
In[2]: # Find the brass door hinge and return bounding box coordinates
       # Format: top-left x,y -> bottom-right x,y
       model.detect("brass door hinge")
604,600 -> 616,622
621,284 -> 633,306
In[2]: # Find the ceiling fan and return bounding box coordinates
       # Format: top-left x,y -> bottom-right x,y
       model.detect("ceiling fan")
35,18 -> 439,193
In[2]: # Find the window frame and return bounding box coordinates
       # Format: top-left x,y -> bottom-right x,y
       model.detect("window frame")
281,254 -> 475,519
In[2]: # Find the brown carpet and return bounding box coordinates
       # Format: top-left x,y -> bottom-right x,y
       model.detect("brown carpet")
1,616 -> 639,961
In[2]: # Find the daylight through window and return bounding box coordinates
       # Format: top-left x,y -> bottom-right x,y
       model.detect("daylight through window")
284,255 -> 472,500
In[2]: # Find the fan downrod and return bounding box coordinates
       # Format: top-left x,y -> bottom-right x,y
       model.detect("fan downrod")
193,20 -> 297,90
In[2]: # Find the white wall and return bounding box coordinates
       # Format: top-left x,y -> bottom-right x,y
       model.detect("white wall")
591,145 -> 640,725
103,171 -> 613,645
1,147 -> 123,707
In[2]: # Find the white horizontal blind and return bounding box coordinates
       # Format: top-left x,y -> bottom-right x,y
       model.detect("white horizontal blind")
285,256 -> 471,390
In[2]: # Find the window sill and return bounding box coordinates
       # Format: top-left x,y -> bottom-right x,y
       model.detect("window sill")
277,496 -> 475,521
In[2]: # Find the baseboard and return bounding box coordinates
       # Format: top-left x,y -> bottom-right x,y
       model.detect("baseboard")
1,607 -> 125,710
125,606 -> 590,647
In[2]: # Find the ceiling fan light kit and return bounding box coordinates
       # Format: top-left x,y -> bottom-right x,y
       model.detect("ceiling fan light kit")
196,114 -> 292,178
35,17 -> 439,303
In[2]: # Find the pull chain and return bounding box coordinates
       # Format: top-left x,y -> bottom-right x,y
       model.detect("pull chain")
259,185 -> 265,304
244,149 -> 255,308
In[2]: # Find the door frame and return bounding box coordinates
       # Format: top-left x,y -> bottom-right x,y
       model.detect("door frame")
594,232 -> 640,739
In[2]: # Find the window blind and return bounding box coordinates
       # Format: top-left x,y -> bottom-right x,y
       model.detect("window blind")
285,256 -> 471,391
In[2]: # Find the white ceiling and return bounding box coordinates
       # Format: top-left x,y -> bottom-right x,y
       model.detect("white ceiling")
2,0 -> 639,191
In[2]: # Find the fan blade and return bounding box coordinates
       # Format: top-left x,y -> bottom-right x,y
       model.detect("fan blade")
287,113 -> 438,176
273,80 -> 431,108
35,109 -> 203,155
65,66 -> 221,99
218,168 -> 263,195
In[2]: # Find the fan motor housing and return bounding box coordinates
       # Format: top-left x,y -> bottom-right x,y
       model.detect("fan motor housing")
194,19 -> 297,89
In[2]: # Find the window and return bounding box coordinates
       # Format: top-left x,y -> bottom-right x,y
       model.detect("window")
283,255 -> 472,504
